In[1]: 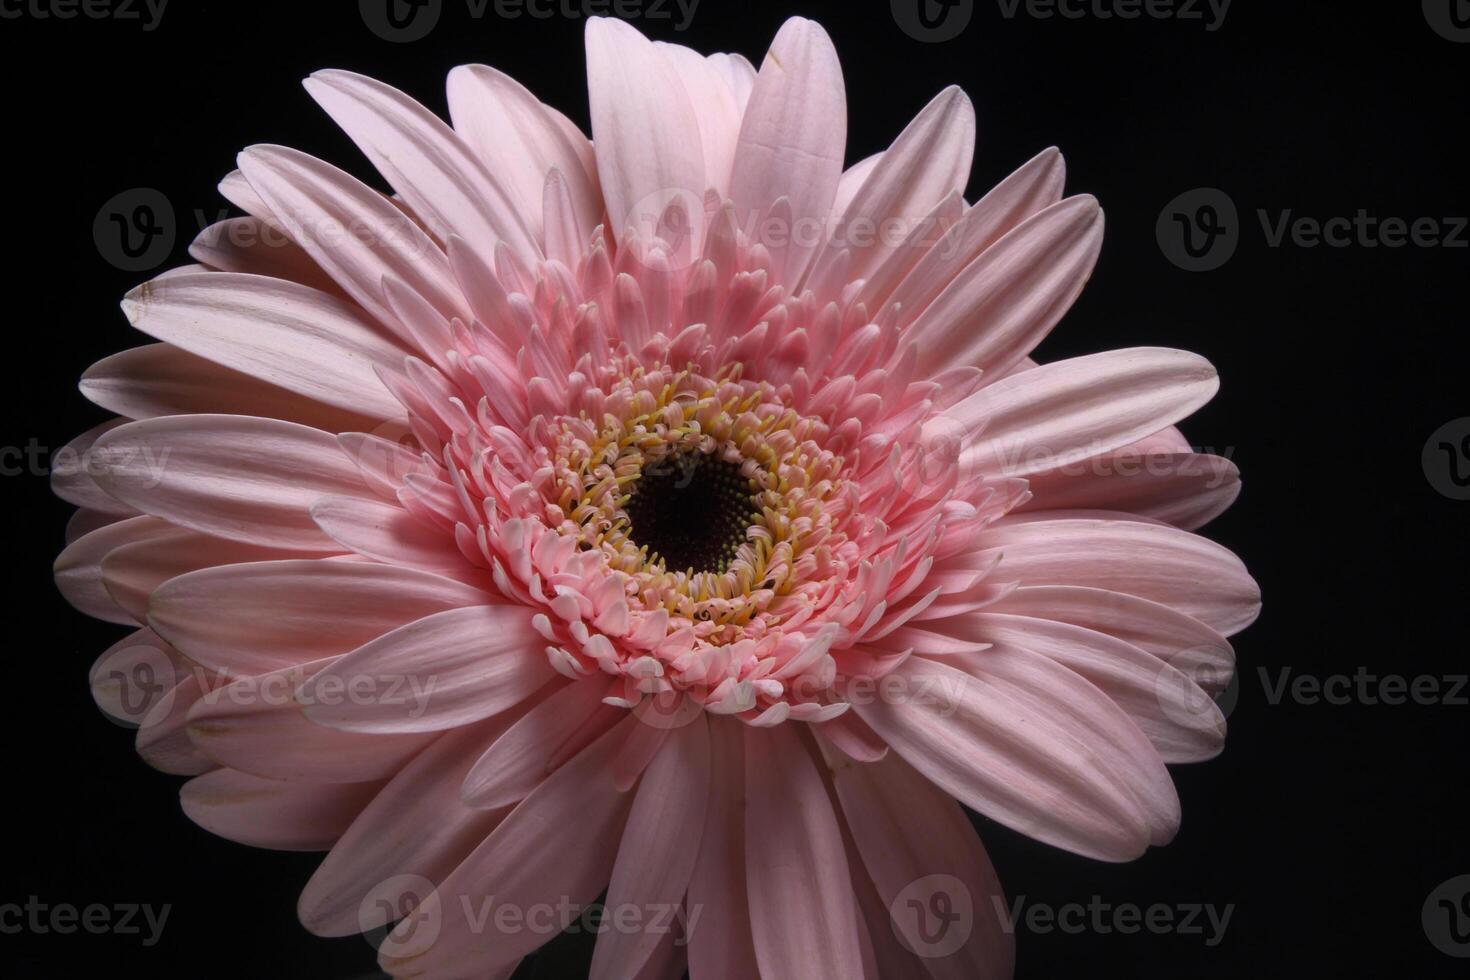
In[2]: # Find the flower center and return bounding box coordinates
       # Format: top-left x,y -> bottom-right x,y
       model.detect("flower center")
622,450 -> 755,576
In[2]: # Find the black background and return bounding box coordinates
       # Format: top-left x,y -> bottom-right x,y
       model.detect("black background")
2,0 -> 1467,976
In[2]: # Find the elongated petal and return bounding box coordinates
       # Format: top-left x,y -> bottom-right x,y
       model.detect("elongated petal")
816,86 -> 974,285
687,718 -> 760,979
987,585 -> 1234,687
121,272 -> 406,419
976,517 -> 1261,635
654,41 -> 744,197
944,347 -> 1219,478
298,715 -> 529,937
932,612 -> 1226,761
829,749 -> 1013,980
378,715 -> 641,975
91,415 -> 369,551
585,18 -> 706,247
299,605 -> 554,733
882,146 -> 1066,319
55,515 -> 169,625
908,195 -> 1103,380
188,659 -> 435,783
448,63 -> 600,243
592,717 -> 710,980
102,529 -> 294,622
744,724 -> 865,980
151,560 -> 490,676
304,69 -> 541,263
728,17 -> 845,285
854,652 -> 1177,861
1019,451 -> 1241,530
460,676 -> 621,810
238,144 -> 469,335
180,769 -> 383,852
81,344 -> 379,432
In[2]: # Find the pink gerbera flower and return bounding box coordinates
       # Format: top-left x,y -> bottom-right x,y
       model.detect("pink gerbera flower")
54,16 -> 1259,979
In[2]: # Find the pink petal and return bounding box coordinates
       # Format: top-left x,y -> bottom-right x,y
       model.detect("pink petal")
932,612 -> 1226,762
121,272 -> 406,419
1018,451 -> 1241,530
50,419 -> 134,514
189,216 -> 346,295
976,517 -> 1261,635
854,652 -> 1177,862
299,605 -> 554,733
744,724 -> 865,980
55,515 -> 169,625
150,559 -> 491,677
447,63 -> 601,246
944,347 -> 1219,479
238,144 -> 470,337
828,749 -> 1014,980
987,585 -> 1234,689
309,494 -> 473,574
377,714 -> 642,975
728,17 -> 846,285
304,69 -> 541,264
687,718 -> 761,979
180,769 -> 383,852
584,18 -> 706,247
81,344 -> 379,432
591,717 -> 710,980
460,676 -> 622,810
101,529 -> 292,623
298,717 -> 523,936
882,146 -> 1066,320
815,86 -> 975,286
90,415 -> 370,551
908,194 -> 1103,380
187,659 -> 435,782
654,41 -> 745,198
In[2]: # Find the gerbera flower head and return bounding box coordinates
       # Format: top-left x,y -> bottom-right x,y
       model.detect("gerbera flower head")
55,16 -> 1258,979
